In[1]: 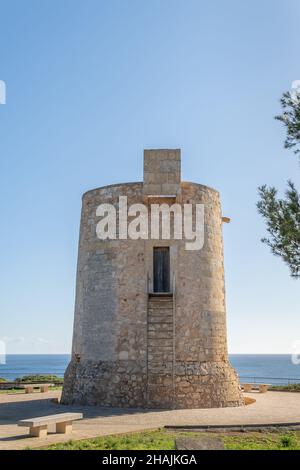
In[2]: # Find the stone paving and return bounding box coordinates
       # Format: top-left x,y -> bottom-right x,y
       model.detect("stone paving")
1,390 -> 300,449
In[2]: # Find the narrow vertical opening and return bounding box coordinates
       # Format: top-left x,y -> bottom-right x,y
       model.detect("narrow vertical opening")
153,247 -> 170,293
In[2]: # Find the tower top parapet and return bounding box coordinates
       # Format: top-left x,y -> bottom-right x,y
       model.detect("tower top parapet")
143,149 -> 181,197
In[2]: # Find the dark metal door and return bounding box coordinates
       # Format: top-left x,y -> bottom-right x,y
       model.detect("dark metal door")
153,247 -> 170,293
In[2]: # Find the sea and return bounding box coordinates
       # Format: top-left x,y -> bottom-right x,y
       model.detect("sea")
1,354 -> 300,385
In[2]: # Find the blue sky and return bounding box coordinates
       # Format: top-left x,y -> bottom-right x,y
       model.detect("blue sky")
0,0 -> 299,354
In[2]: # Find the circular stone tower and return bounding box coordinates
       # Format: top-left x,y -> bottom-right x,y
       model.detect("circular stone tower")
62,149 -> 244,409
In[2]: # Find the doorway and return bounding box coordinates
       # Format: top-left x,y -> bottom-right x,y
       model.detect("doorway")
153,247 -> 170,293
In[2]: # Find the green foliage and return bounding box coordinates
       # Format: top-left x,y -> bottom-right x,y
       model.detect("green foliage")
0,388 -> 26,394
14,374 -> 63,384
0,377 -> 7,382
280,435 -> 297,449
271,383 -> 300,392
257,90 -> 300,277
42,429 -> 300,451
257,181 -> 300,277
275,91 -> 300,155
43,429 -> 175,450
224,432 -> 298,450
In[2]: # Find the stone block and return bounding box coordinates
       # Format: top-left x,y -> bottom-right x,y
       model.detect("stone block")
143,149 -> 181,196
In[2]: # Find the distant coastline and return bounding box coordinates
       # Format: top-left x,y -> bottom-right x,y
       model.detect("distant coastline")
1,354 -> 300,385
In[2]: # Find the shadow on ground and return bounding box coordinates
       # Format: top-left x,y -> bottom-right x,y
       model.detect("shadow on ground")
0,395 -> 166,428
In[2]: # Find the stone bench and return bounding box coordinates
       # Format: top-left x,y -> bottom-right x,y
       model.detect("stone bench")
21,384 -> 52,394
18,412 -> 83,438
0,382 -> 53,392
242,383 -> 270,393
258,384 -> 269,393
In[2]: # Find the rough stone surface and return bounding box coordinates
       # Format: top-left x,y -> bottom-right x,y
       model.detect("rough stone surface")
143,149 -> 181,197
175,436 -> 224,450
61,149 -> 244,409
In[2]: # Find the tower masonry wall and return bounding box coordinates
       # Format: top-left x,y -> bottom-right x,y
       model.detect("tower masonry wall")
61,176 -> 243,408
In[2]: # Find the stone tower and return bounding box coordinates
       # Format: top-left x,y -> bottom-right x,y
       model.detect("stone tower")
62,149 -> 243,408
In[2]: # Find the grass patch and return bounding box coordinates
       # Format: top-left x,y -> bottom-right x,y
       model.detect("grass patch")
0,388 -> 25,394
14,375 -> 63,384
41,429 -> 300,451
0,386 -> 62,394
43,429 -> 176,450
223,432 -> 299,450
271,384 -> 300,392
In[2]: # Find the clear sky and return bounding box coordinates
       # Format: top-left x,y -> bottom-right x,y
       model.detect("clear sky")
0,0 -> 299,354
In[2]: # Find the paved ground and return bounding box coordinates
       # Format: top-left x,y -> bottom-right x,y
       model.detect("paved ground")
1,390 -> 300,449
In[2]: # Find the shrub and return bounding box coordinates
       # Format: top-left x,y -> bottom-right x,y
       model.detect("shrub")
271,383 -> 300,392
280,435 -> 296,448
14,375 -> 63,384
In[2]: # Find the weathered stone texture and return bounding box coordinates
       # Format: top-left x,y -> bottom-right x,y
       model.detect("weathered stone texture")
62,360 -> 147,407
143,149 -> 181,197
61,150 -> 243,409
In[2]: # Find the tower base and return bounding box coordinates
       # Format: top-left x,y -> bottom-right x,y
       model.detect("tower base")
61,359 -> 244,409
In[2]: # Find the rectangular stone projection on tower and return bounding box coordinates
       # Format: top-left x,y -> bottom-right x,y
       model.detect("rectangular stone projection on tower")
143,149 -> 181,197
